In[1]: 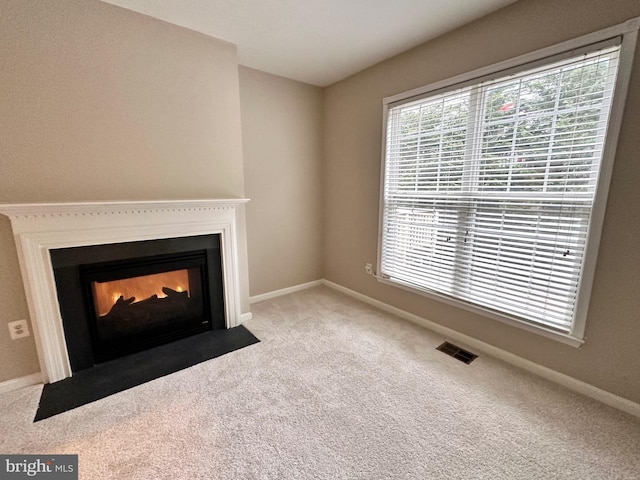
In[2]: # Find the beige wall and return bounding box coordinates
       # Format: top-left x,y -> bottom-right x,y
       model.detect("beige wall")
0,0 -> 248,382
323,0 -> 640,404
240,67 -> 323,296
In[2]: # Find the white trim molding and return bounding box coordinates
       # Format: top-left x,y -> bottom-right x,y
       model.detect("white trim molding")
249,280 -> 324,304
321,280 -> 640,419
0,372 -> 43,395
0,199 -> 249,384
112,272 -> 639,418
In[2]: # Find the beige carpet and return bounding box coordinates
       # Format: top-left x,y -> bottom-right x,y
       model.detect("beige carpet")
1,286 -> 639,479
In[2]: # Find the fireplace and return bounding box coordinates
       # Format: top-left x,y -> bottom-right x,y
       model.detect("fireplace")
0,199 -> 249,383
51,235 -> 225,370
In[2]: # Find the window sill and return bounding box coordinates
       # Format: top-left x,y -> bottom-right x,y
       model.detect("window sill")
377,276 -> 585,348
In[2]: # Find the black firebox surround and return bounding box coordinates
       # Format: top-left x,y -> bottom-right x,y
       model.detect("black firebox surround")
51,235 -> 225,372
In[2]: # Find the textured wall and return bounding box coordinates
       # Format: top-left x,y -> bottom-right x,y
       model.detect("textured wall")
322,0 -> 640,403
0,0 -> 247,382
239,67 -> 324,296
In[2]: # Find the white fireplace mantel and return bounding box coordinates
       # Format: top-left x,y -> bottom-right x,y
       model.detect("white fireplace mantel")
0,199 -> 249,384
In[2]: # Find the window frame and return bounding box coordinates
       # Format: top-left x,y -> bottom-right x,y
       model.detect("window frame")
377,18 -> 639,347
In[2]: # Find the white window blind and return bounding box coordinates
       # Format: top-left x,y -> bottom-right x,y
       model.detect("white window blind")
380,39 -> 623,337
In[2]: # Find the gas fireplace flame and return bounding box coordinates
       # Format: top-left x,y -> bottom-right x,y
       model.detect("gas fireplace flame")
92,269 -> 191,317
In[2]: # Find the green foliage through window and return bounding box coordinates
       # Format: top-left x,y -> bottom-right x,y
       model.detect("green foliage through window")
381,43 -> 621,334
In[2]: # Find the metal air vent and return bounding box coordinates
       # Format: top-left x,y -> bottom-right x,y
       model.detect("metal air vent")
436,342 -> 477,364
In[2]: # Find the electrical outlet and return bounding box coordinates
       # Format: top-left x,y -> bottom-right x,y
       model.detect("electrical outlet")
8,319 -> 30,340
365,263 -> 374,275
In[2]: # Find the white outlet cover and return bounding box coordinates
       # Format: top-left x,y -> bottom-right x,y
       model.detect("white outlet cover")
8,319 -> 30,340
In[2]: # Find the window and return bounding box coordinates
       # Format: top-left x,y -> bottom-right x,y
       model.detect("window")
378,21 -> 638,345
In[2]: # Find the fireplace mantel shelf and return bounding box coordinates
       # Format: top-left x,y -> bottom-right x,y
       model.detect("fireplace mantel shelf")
0,199 -> 249,224
0,198 -> 249,384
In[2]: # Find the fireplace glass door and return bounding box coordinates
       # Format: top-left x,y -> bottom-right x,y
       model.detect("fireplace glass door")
82,253 -> 211,363
91,267 -> 202,339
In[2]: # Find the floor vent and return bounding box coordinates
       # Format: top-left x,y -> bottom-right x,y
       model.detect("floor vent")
436,342 -> 478,364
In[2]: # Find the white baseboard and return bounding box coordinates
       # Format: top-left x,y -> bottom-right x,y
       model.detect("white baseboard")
0,372 -> 43,395
249,280 -> 324,304
322,279 -> 640,419
240,312 -> 253,323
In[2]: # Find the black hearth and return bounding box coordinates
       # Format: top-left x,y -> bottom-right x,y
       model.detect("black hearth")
51,235 -> 225,371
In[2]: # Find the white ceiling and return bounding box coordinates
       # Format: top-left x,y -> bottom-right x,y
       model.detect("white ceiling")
100,0 -> 519,86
